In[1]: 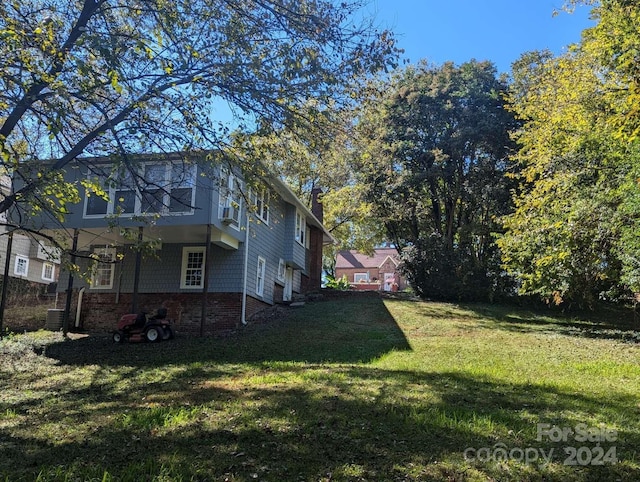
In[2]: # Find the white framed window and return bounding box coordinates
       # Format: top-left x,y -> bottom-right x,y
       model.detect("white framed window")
90,247 -> 116,289
277,258 -> 286,283
14,256 -> 29,277
354,273 -> 369,283
251,187 -> 270,224
85,182 -> 109,216
256,256 -> 266,297
218,168 -> 242,228
169,163 -> 196,213
140,163 -> 166,214
295,210 -> 306,246
181,247 -> 205,289
84,163 -> 196,218
41,262 -> 55,282
114,169 -> 136,215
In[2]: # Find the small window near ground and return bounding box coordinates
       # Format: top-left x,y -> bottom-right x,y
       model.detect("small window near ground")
41,262 -> 55,282
14,256 -> 29,277
256,256 -> 266,297
181,247 -> 205,289
91,247 -> 116,289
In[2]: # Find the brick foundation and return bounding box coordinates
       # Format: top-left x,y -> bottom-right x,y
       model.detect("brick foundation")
62,290 -> 273,336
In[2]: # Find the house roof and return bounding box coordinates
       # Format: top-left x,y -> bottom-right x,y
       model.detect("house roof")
264,172 -> 336,245
335,248 -> 399,270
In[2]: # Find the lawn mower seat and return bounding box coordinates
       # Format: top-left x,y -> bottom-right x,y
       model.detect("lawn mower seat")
134,312 -> 147,328
150,307 -> 167,320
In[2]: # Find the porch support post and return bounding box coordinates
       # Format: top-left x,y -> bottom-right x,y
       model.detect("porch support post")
0,230 -> 14,339
62,228 -> 79,337
131,226 -> 144,314
200,224 -> 212,337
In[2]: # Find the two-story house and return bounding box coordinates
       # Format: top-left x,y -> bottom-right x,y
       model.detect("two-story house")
34,152 -> 333,335
0,174 -> 60,290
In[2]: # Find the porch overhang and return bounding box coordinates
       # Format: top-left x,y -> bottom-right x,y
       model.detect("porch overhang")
42,224 -> 239,251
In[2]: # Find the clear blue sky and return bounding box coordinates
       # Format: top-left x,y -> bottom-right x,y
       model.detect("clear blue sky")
368,1 -> 596,74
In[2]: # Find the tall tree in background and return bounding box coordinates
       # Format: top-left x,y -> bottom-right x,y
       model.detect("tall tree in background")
499,1 -> 640,306
356,60 -> 517,300
232,108 -> 386,277
499,48 -> 628,306
0,0 -> 397,228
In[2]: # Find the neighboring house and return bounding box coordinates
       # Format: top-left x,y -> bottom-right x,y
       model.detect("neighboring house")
0,174 -> 60,288
335,248 -> 407,292
0,228 -> 61,286
32,152 -> 333,335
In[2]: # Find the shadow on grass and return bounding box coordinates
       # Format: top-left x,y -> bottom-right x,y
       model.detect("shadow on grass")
5,294 -> 639,480
2,366 -> 638,481
43,293 -> 412,368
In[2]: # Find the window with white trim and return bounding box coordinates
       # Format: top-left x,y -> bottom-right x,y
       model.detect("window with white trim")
41,262 -> 55,282
85,175 -> 109,215
219,168 -> 242,227
169,163 -> 196,212
277,258 -> 286,283
14,256 -> 29,277
140,163 -> 166,214
91,247 -> 116,289
181,247 -> 205,289
354,273 -> 369,283
114,169 -> 136,214
251,187 -> 269,224
256,256 -> 266,297
295,210 -> 306,245
84,163 -> 196,217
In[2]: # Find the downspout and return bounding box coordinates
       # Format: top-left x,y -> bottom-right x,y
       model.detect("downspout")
199,223 -> 212,337
241,211 -> 250,325
75,287 -> 85,328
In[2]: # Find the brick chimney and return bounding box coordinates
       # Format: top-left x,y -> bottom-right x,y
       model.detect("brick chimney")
303,187 -> 324,293
311,187 -> 323,223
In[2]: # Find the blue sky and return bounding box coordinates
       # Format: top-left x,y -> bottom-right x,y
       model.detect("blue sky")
368,1 -> 596,74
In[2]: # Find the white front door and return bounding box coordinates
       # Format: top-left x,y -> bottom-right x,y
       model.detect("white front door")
283,267 -> 293,302
383,273 -> 395,291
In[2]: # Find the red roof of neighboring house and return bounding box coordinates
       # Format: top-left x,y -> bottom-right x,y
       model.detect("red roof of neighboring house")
335,248 -> 400,269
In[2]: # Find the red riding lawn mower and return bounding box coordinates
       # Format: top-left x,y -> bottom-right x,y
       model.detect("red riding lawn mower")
112,308 -> 175,343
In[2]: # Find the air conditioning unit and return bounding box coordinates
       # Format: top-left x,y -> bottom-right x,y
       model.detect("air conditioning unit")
221,206 -> 238,224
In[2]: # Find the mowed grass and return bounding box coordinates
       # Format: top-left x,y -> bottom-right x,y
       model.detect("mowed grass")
1,293 -> 639,481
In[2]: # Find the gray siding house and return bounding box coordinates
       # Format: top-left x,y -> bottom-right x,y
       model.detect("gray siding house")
36,152 -> 332,335
0,174 -> 60,288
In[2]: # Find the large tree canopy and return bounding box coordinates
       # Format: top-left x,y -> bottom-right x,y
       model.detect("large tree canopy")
230,106 -> 386,277
356,60 -> 518,301
498,0 -> 640,306
0,0 -> 398,225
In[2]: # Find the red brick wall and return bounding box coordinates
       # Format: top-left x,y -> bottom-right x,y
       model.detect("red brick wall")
62,290 -> 272,336
301,226 -> 323,293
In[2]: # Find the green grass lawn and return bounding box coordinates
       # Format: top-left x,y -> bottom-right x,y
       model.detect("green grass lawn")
1,293 -> 639,481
